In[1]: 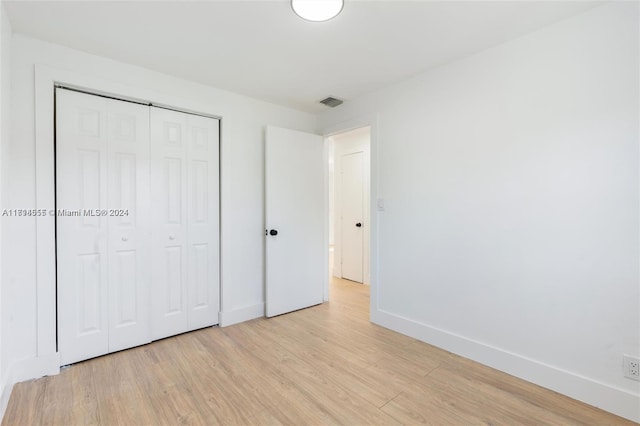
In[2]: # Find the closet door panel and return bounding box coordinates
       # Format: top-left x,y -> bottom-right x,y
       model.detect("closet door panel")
187,115 -> 220,330
106,99 -> 151,352
150,108 -> 189,340
58,90 -> 220,362
56,90 -> 110,365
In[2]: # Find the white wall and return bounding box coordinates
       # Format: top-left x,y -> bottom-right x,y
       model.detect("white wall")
320,3 -> 639,421
0,1 -> 11,418
330,127 -> 371,284
2,34 -> 316,390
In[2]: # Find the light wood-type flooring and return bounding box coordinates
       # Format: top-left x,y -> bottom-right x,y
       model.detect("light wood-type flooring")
2,278 -> 635,425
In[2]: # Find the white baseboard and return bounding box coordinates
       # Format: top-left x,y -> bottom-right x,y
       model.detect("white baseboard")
219,303 -> 264,327
0,353 -> 60,423
372,309 -> 640,423
9,354 -> 60,383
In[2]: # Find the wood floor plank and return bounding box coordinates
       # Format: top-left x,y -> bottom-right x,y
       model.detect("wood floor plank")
424,382 -> 575,425
145,383 -> 211,426
91,350 -> 163,425
1,277 -> 633,426
1,378 -> 46,426
225,321 -> 385,423
255,324 -> 399,408
40,362 -> 100,426
230,319 -> 401,424
237,330 -> 401,425
427,361 -> 637,426
380,390 -> 473,425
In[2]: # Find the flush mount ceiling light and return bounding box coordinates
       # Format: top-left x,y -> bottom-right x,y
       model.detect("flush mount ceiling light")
291,0 -> 344,22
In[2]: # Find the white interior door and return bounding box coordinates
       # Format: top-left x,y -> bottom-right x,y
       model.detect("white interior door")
57,90 -> 220,364
150,107 -> 188,339
340,151 -> 364,283
57,89 -> 151,365
265,126 -> 324,317
150,107 -> 220,339
185,114 -> 220,331
106,99 -> 151,353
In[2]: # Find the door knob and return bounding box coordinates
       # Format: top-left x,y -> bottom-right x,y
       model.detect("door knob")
121,236 -> 128,242
269,229 -> 278,236
355,223 -> 362,228
169,234 -> 176,240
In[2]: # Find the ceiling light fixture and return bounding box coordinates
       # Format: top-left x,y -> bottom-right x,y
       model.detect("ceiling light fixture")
291,0 -> 344,22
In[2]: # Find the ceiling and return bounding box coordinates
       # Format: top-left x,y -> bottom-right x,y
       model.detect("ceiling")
4,0 -> 600,113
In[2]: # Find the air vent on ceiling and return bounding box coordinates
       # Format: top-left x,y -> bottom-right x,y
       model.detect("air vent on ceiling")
320,96 -> 344,108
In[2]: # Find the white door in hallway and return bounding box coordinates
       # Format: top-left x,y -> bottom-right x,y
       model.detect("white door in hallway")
150,107 -> 220,340
265,126 -> 324,317
57,89 -> 151,365
340,151 -> 364,283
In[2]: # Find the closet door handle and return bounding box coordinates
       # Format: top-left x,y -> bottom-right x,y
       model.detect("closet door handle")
355,223 -> 362,228
169,234 -> 176,241
121,236 -> 129,242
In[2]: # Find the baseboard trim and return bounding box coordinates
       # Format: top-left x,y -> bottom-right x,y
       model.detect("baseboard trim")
9,354 -> 60,383
372,308 -> 640,423
219,303 -> 264,327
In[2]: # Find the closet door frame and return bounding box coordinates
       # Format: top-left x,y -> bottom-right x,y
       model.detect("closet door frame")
34,65 -> 222,372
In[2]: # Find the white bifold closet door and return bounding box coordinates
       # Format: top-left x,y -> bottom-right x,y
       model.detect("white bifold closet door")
57,89 -> 151,365
57,89 -> 219,365
150,107 -> 220,341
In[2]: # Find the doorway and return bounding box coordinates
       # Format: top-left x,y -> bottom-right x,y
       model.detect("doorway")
328,126 -> 371,286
